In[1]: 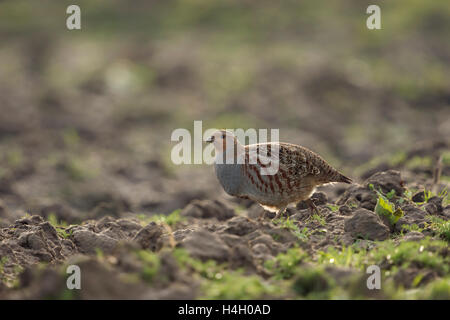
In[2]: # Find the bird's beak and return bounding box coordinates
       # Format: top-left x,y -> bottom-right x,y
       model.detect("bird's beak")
206,136 -> 214,143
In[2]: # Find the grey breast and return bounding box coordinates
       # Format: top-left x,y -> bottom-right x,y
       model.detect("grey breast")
214,163 -> 244,196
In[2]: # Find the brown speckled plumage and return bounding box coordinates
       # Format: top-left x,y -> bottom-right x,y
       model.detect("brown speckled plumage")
207,130 -> 352,219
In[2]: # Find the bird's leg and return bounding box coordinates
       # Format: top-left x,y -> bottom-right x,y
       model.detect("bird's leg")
258,208 -> 271,221
272,206 -> 287,221
258,210 -> 267,221
305,198 -> 320,216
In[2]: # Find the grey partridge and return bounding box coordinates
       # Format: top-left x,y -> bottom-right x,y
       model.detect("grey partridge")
206,130 -> 352,220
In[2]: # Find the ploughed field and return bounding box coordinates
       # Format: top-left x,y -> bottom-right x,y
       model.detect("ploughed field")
0,141 -> 449,299
1,0 -> 450,300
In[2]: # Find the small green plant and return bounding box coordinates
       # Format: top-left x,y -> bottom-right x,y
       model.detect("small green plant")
375,195 -> 403,225
173,248 -> 283,299
408,188 -> 445,207
135,250 -> 160,283
317,238 -> 449,277
48,213 -> 68,228
401,223 -> 424,234
403,188 -> 414,200
138,209 -> 184,227
297,226 -> 311,240
438,188 -> 449,207
327,204 -> 339,212
58,228 -> 73,239
438,187 -> 448,198
273,218 -> 309,241
426,216 -> 450,242
271,233 -> 281,241
317,246 -> 364,269
369,184 -> 404,225
291,266 -> 335,299
201,271 -> 282,299
308,213 -> 326,226
173,248 -> 224,280
347,201 -> 358,209
385,189 -> 396,200
0,257 -> 23,288
48,213 -> 72,238
264,247 -> 309,279
95,248 -> 105,260
412,273 -> 425,288
370,239 -> 449,275
416,277 -> 450,300
423,189 -> 433,203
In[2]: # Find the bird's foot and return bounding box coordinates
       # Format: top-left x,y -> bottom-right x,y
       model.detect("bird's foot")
257,211 -> 266,222
305,199 -> 321,217
272,207 -> 287,222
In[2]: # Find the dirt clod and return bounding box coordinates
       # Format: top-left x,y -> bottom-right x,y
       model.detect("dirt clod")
72,229 -> 118,254
180,229 -> 230,262
132,222 -> 165,251
344,208 -> 390,240
364,170 -> 405,196
181,199 -> 235,221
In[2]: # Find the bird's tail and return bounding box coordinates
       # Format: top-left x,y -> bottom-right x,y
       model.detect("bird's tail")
335,173 -> 352,184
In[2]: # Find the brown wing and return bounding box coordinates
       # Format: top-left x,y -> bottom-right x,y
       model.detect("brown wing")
243,143 -> 347,195
277,143 -> 351,184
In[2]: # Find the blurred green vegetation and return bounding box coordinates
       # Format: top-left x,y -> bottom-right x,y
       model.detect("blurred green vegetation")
1,1 -> 448,168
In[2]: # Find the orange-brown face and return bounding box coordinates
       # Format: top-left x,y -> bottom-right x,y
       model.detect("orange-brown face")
206,130 -> 236,153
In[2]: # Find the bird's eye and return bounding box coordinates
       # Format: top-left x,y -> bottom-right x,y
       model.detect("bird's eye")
222,134 -> 226,139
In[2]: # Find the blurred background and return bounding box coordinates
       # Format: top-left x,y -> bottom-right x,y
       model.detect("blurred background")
0,0 -> 449,223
